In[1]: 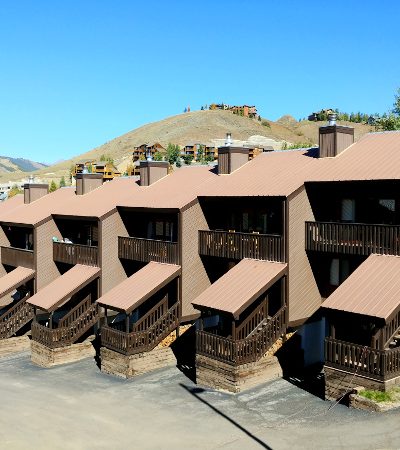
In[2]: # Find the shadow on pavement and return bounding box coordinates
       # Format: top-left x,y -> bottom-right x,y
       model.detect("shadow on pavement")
180,384 -> 273,449
171,325 -> 196,383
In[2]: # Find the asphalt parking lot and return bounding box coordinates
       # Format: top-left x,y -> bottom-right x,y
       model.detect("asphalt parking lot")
0,352 -> 399,449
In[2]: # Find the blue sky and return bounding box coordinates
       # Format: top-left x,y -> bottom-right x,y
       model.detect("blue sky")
1,0 -> 399,163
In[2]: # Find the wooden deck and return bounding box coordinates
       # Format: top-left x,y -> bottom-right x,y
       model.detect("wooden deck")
198,230 -> 285,262
101,302 -> 179,356
305,222 -> 400,256
53,242 -> 99,266
325,337 -> 400,382
118,236 -> 179,264
196,306 -> 286,365
1,246 -> 34,269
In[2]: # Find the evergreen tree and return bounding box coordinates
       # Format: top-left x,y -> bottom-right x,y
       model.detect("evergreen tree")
59,176 -> 66,188
49,181 -> 57,192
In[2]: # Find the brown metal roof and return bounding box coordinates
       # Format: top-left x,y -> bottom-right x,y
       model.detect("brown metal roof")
52,177 -> 140,219
0,195 -> 24,217
0,188 -> 75,226
96,262 -> 181,314
322,254 -> 400,321
191,258 -> 287,319
0,266 -> 35,299
310,131 -> 400,183
27,264 -> 100,312
119,166 -> 217,210
198,149 -> 318,198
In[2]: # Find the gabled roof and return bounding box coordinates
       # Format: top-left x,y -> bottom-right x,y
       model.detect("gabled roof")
308,131 -> 400,183
96,262 -> 181,313
52,177 -> 140,219
0,188 -> 75,226
322,254 -> 400,321
198,148 -> 319,198
27,264 -> 100,312
192,258 -> 287,319
0,195 -> 24,218
119,165 -> 217,210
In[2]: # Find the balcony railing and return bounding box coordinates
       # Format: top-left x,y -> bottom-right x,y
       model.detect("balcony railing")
325,337 -> 400,382
305,222 -> 400,256
31,302 -> 100,349
53,242 -> 99,267
0,246 -> 34,269
196,306 -> 287,365
101,302 -> 179,356
118,236 -> 179,264
198,230 -> 285,262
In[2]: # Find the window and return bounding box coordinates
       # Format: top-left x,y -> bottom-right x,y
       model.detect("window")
341,199 -> 355,222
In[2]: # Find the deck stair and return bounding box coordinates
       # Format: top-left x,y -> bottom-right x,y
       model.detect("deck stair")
101,301 -> 179,356
0,296 -> 34,339
32,296 -> 100,348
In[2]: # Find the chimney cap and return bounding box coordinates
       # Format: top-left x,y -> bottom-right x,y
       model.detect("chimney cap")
328,113 -> 337,126
225,132 -> 232,146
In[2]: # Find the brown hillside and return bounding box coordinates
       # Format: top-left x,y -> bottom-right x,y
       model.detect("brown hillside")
0,110 -> 374,184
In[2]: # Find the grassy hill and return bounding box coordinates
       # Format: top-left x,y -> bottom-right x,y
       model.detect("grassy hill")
0,110 -> 374,184
0,156 -> 47,175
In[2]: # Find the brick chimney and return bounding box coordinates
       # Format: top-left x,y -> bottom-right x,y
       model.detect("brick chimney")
139,161 -> 169,186
75,173 -> 103,195
319,113 -> 354,158
24,182 -> 49,204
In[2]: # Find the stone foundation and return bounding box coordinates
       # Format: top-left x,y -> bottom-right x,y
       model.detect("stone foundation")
31,338 -> 96,368
196,354 -> 283,394
0,336 -> 31,357
324,365 -> 400,401
100,346 -> 176,379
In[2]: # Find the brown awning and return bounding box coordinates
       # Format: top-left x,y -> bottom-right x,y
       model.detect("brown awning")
192,258 -> 287,319
0,267 -> 35,299
97,261 -> 181,314
28,264 -> 100,312
322,254 -> 400,322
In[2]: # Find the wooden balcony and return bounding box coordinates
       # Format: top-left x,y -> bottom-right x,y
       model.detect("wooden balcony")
305,221 -> 400,256
198,230 -> 285,262
53,242 -> 99,267
1,246 -> 34,269
118,236 -> 179,264
101,302 -> 179,356
196,306 -> 287,365
325,337 -> 400,382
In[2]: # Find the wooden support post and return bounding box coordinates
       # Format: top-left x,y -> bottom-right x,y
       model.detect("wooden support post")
49,311 -> 54,329
199,317 -> 204,331
232,320 -> 236,341
126,313 -> 130,334
330,324 -> 336,339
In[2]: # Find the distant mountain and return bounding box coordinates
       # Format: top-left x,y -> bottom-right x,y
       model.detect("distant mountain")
0,156 -> 48,174
0,110 -> 373,183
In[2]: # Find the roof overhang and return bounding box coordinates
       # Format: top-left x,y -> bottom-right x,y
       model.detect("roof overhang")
97,262 -> 181,314
28,265 -> 100,313
192,259 -> 287,320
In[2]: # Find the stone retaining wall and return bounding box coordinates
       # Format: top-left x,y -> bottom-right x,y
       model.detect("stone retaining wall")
325,366 -> 400,401
31,339 -> 96,368
196,354 -> 282,393
0,336 -> 31,357
100,346 -> 176,379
